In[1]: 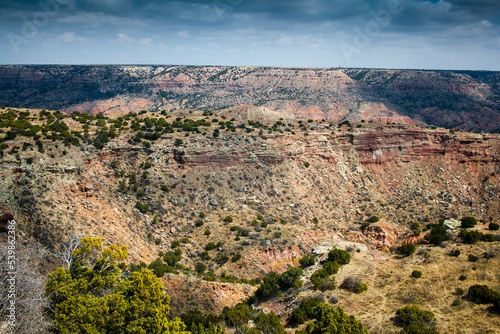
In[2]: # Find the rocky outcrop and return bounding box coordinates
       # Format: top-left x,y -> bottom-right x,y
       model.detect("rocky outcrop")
363,222 -> 398,249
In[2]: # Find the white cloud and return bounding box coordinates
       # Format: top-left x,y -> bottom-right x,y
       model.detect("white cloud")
140,38 -> 152,45
117,33 -> 134,43
58,32 -> 87,43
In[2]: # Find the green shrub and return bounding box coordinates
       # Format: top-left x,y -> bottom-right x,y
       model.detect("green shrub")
205,242 -> 217,251
195,220 -> 204,227
254,272 -> 280,300
397,243 -> 416,257
171,240 -> 180,248
231,254 -> 242,262
174,138 -> 183,146
461,216 -> 477,228
354,282 -> 368,294
260,221 -> 268,228
200,251 -> 211,261
163,248 -> 182,267
299,253 -> 316,268
297,303 -> 369,334
394,306 -> 438,334
216,255 -> 229,265
204,229 -> 211,236
450,249 -> 461,257
310,269 -> 336,291
254,311 -> 286,334
181,237 -> 190,244
290,298 -> 321,325
468,285 -> 500,307
368,216 -> 380,223
459,275 -> 467,281
323,261 -> 339,275
425,224 -> 448,245
312,217 -> 319,224
223,216 -> 233,222
278,267 -> 303,289
327,249 -> 351,265
468,254 -> 479,262
195,262 -> 206,274
411,270 -> 422,278
230,226 -> 238,231
489,222 -> 499,230
135,201 -> 149,213
304,161 -> 310,168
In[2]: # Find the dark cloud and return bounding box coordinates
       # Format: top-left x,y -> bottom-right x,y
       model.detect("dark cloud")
0,0 -> 499,69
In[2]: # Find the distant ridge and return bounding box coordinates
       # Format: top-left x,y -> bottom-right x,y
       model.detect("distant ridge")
0,65 -> 499,132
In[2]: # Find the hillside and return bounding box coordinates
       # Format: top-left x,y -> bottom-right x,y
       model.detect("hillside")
1,106 -> 500,333
0,66 -> 499,133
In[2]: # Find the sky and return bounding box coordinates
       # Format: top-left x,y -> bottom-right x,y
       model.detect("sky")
0,0 -> 499,70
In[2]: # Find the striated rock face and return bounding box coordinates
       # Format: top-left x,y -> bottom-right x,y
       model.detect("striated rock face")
363,222 -> 398,249
0,65 -> 499,132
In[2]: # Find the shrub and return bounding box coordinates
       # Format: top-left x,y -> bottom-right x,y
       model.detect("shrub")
205,242 -> 217,251
468,285 -> 500,307
216,255 -> 229,265
411,270 -> 422,278
298,303 -> 369,334
230,226 -> 238,231
461,216 -> 477,228
135,201 -> 149,213
368,216 -> 379,223
304,161 -> 310,168
194,262 -> 207,274
163,248 -> 182,267
223,216 -> 233,222
181,237 -> 190,244
327,249 -> 351,265
171,240 -> 180,248
397,243 -> 416,257
200,251 -> 211,261
290,298 -> 321,325
468,254 -> 479,262
425,224 -> 448,245
254,311 -> 286,334
459,275 -> 467,281
278,267 -> 303,289
323,261 -> 339,275
354,283 -> 368,294
394,306 -> 437,334
195,220 -> 204,227
450,249 -> 461,257
204,229 -> 211,236
489,222 -> 499,231
174,138 -> 183,146
312,217 -> 319,224
254,272 -> 280,300
260,221 -> 268,228
299,253 -> 316,268
231,254 -> 242,262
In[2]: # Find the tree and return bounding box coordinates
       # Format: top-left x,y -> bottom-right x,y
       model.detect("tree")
254,312 -> 285,334
45,237 -> 187,334
278,267 -> 303,289
394,306 -> 438,334
461,216 -> 477,228
298,303 -> 369,334
397,243 -> 416,257
327,249 -> 350,265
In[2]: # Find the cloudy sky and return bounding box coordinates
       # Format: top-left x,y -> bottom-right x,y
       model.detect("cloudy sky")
0,0 -> 499,69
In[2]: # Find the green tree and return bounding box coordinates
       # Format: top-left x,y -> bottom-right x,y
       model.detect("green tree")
299,303 -> 369,334
278,267 -> 303,289
254,312 -> 285,334
394,306 -> 438,334
45,237 -> 187,333
327,249 -> 351,265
